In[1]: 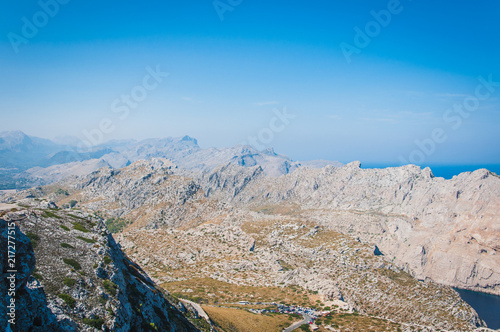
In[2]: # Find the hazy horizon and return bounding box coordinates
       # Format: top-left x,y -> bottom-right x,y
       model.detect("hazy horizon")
1,1 -> 499,166
2,129 -> 500,180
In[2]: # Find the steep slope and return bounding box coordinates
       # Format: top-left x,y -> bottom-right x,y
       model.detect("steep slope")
0,204 -> 201,331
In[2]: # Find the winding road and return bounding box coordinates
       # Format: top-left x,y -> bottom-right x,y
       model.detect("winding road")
283,314 -> 312,332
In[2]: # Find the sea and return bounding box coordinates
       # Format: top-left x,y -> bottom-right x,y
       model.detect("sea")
361,164 -> 500,180
453,288 -> 500,329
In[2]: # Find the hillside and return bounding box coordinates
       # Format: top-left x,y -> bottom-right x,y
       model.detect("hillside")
0,203 -> 205,331
3,158 -> 499,330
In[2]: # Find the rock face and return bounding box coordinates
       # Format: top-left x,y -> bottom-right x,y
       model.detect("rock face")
0,216 -> 64,331
0,207 -> 199,331
200,162 -> 500,296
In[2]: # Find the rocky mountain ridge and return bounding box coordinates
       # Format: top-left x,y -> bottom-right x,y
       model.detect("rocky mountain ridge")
0,131 -> 342,189
0,203 -> 204,331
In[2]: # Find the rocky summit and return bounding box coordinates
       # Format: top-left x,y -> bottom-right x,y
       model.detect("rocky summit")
1,155 -> 499,331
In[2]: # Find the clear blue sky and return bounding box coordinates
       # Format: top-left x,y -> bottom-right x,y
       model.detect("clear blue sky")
1,0 -> 499,165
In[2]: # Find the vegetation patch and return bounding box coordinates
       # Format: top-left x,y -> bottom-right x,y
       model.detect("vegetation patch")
202,305 -> 297,332
103,280 -> 118,296
77,236 -> 96,244
63,258 -> 82,270
60,242 -> 74,249
55,188 -> 69,196
322,312 -> 401,331
105,217 -> 132,233
42,210 -> 61,219
163,277 -> 316,307
26,232 -> 40,248
33,273 -> 43,280
58,293 -> 76,308
72,222 -> 90,233
103,256 -> 112,265
60,225 -> 70,231
63,277 -> 76,287
82,317 -> 104,329
67,213 -> 87,220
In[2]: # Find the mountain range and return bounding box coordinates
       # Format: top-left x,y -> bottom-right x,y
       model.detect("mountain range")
1,131 -> 499,331
0,131 -> 342,189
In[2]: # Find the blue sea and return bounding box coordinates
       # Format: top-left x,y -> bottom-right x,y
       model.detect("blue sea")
454,288 -> 500,329
361,164 -> 500,180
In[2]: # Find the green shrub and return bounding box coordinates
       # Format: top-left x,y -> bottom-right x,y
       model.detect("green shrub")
60,243 -> 74,249
103,280 -> 118,296
33,273 -> 43,280
82,318 -> 104,329
58,293 -> 76,308
63,258 -> 81,270
26,232 -> 40,248
105,217 -> 131,233
103,256 -> 112,265
60,225 -> 70,231
63,277 -> 76,287
43,210 -> 61,219
72,222 -> 90,233
77,236 -> 96,244
55,188 -> 69,196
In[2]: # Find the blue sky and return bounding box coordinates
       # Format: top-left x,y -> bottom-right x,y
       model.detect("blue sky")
1,0 -> 499,165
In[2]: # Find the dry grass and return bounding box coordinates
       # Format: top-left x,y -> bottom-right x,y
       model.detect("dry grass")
319,312 -> 401,332
251,204 -> 302,216
202,305 -> 298,332
162,277 -> 319,307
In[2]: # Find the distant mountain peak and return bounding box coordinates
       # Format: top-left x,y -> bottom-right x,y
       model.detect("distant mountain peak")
180,135 -> 198,145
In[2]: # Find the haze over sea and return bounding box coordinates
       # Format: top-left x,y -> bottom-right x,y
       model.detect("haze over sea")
362,164 -> 500,180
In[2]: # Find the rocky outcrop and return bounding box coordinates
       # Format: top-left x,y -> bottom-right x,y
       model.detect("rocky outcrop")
0,207 -> 200,331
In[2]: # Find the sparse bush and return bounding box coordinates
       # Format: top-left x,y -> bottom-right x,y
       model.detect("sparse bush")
103,280 -> 118,296
103,256 -> 112,265
77,236 -> 96,244
82,317 -> 104,329
55,188 -> 69,196
63,258 -> 81,270
63,277 -> 76,287
60,225 -> 70,231
72,222 -> 89,233
105,217 -> 131,233
43,210 -> 61,219
60,243 -> 74,249
26,232 -> 40,248
33,273 -> 43,280
58,293 -> 76,308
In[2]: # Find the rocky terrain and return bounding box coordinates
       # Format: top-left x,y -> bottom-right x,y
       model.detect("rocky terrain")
2,157 -> 499,330
0,202 -> 206,331
199,161 -> 500,296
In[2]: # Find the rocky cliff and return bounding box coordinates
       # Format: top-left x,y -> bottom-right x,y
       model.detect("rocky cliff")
0,204 -> 201,331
